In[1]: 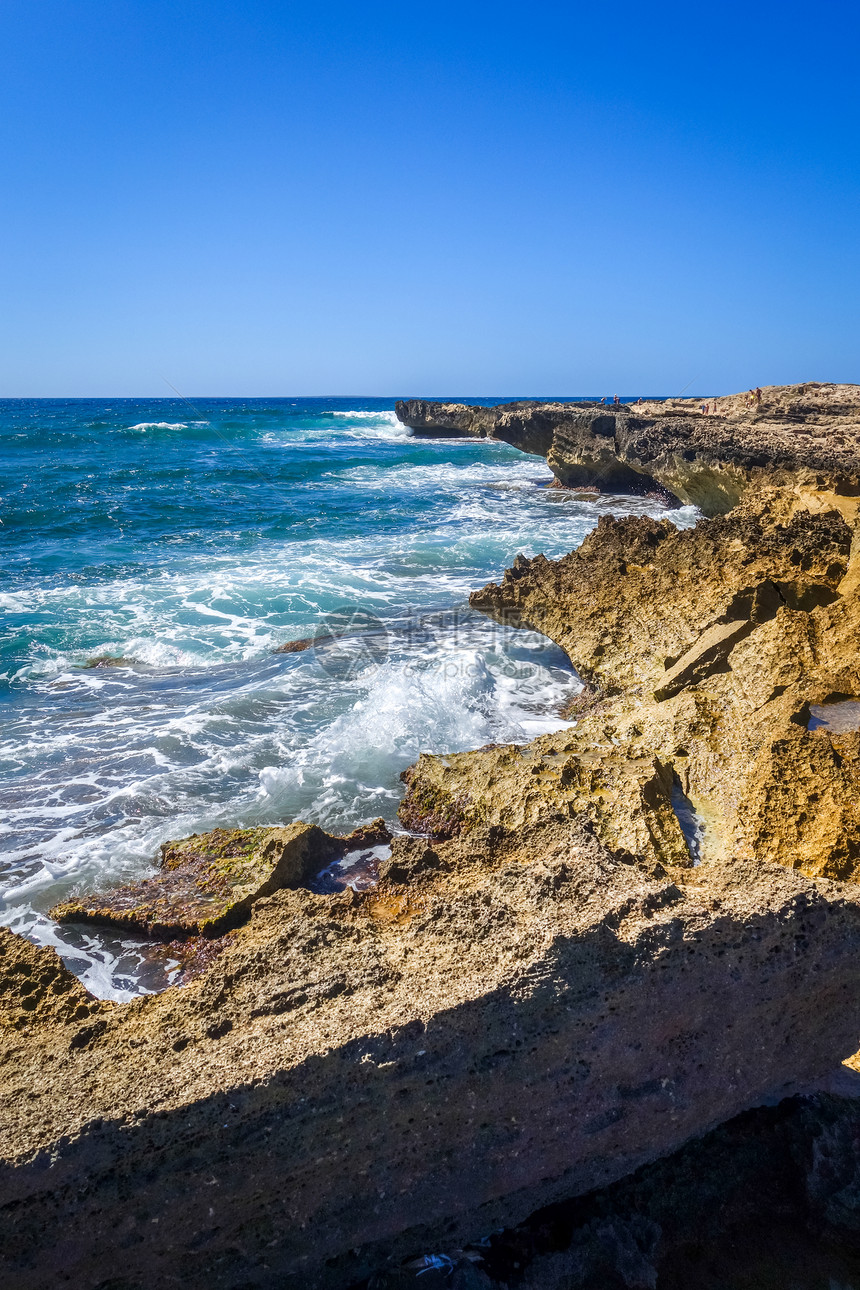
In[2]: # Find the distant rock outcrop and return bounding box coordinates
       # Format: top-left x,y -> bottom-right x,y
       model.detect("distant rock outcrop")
396,384 -> 860,515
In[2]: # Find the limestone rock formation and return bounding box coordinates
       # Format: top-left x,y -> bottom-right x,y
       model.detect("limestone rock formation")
396,384 -> 860,515
4,825 -> 860,1289
7,391 -> 860,1287
461,486 -> 860,883
50,821 -> 334,938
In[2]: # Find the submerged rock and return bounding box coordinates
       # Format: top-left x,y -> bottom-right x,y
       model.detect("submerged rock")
82,653 -> 138,668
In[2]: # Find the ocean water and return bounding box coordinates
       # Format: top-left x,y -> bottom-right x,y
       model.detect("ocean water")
0,397 -> 697,997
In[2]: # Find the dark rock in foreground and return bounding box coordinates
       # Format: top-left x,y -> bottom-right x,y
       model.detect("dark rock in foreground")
4,823 -> 860,1287
358,1076 -> 860,1290
7,392 -> 860,1286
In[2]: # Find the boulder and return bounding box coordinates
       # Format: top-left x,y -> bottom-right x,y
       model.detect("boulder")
50,821 -> 333,938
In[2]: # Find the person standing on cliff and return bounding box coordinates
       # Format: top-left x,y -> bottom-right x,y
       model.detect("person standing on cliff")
613,394 -> 620,405
755,387 -> 762,404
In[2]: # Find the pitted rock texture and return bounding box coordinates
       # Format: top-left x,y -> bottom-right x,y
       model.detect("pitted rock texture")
359,1081 -> 860,1290
396,384 -> 860,515
9,409 -> 860,1287
4,828 -> 860,1289
399,742 -> 692,875
463,487 -> 860,881
49,819 -> 391,940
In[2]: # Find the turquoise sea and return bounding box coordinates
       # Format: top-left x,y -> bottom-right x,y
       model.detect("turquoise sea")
0,398 -> 696,996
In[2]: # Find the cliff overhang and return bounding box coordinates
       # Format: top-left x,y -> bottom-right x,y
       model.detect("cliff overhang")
396,384 -> 860,516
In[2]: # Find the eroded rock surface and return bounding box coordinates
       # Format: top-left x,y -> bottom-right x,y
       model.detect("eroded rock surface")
4,824 -> 860,1288
396,384 -> 860,515
462,487 -> 860,882
50,821 -> 334,938
49,820 -> 392,939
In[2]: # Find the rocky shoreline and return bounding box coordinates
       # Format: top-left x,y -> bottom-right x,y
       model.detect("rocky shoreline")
396,383 -> 860,514
5,384 -> 860,1288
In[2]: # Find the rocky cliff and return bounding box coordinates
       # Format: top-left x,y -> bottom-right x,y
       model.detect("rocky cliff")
463,485 -> 860,882
396,384 -> 860,515
6,393 -> 860,1287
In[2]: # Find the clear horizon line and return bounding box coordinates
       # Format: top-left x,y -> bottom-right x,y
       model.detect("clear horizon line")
0,392 -> 700,401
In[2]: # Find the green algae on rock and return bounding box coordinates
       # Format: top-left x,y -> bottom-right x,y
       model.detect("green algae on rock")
50,821 -> 334,938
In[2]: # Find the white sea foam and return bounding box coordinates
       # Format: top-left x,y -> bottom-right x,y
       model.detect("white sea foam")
0,592 -> 30,611
326,410 -> 411,441
330,410 -> 401,421
0,907 -> 178,1002
257,627 -> 577,825
337,456 -> 552,491
129,422 -> 188,430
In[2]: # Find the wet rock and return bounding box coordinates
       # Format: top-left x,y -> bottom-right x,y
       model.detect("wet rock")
82,654 -> 138,668
273,635 -> 318,652
50,821 -> 333,937
339,818 -> 392,850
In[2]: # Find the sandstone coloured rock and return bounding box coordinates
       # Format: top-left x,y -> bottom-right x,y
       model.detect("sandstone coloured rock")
50,821 -> 334,938
4,825 -> 860,1288
396,384 -> 860,515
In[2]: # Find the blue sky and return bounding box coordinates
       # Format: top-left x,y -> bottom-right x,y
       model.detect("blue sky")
1,0 -> 857,396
